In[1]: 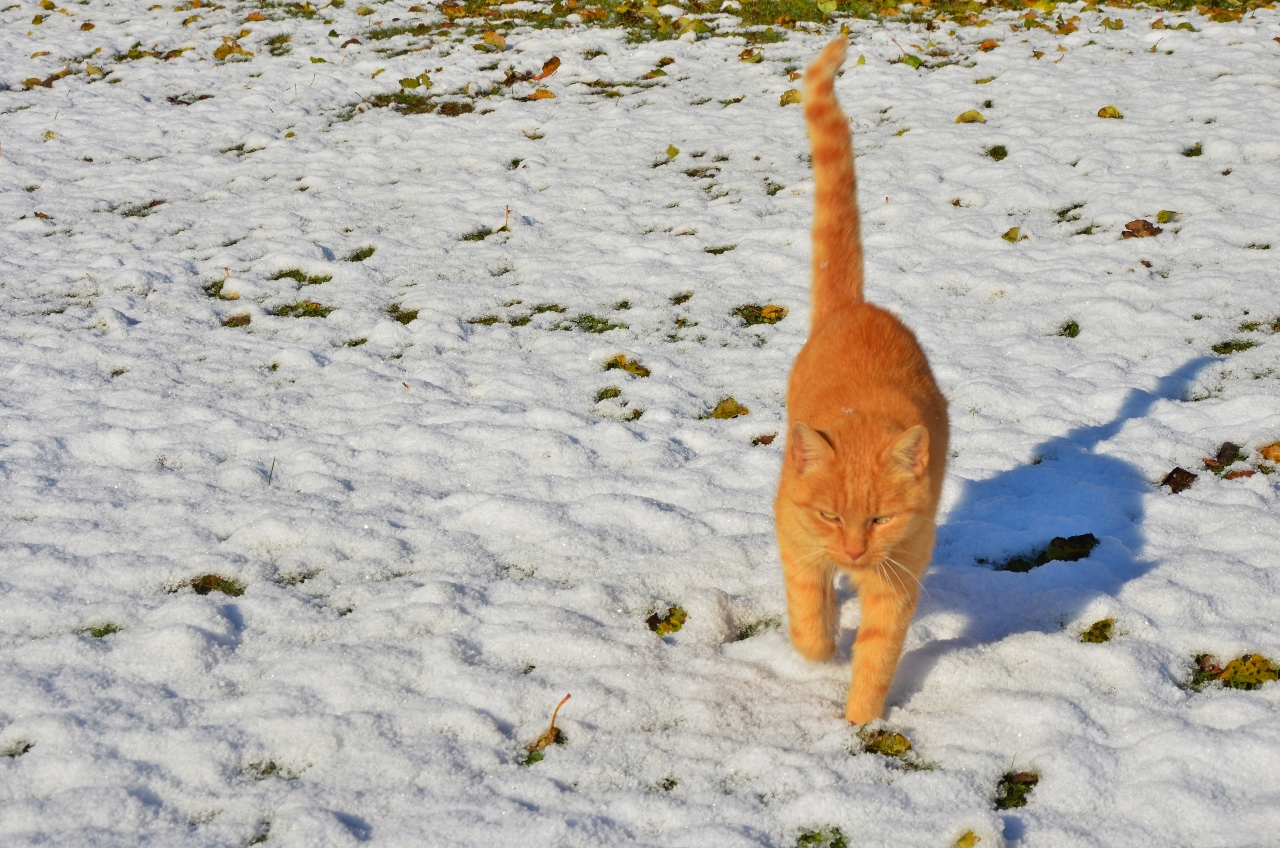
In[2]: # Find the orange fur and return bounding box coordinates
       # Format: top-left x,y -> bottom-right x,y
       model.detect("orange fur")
775,37 -> 949,724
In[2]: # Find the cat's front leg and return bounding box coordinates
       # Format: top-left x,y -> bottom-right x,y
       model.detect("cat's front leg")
844,585 -> 918,723
780,544 -> 837,662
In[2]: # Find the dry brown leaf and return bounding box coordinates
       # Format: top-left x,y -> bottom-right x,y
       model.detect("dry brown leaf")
528,694 -> 571,752
534,56 -> 561,80
1122,219 -> 1162,239
1161,466 -> 1196,493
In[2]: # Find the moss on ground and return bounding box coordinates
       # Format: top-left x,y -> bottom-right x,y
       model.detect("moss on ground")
996,533 -> 1098,573
1079,618 -> 1114,643
191,575 -> 245,597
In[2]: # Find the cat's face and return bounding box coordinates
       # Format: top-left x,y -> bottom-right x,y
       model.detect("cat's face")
781,420 -> 930,572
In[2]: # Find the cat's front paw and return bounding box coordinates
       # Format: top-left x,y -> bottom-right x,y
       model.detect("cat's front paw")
790,629 -> 836,662
844,696 -> 885,725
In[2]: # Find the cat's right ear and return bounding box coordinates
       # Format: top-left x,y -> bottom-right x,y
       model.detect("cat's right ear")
790,422 -> 833,474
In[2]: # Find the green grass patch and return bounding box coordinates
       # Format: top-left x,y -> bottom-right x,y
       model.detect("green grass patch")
670,291 -> 693,305
994,533 -> 1098,573
986,144 -> 1008,162
1056,203 -> 1085,223
258,0 -> 318,18
272,269 -> 332,285
357,90 -> 442,115
276,300 -> 333,318
646,606 -> 687,635
387,304 -> 418,324
735,615 -> 780,640
1182,142 -> 1202,157
3,741 -> 33,758
703,244 -> 736,255
346,245 -> 376,262
223,314 -> 251,328
1212,339 -> 1257,355
191,575 -> 245,597
572,314 -> 625,333
996,771 -> 1039,809
365,21 -> 432,39
739,26 -> 787,44
734,303 -> 788,325
1079,618 -> 1114,643
346,337 -> 368,347
245,760 -> 301,780
795,827 -> 847,848
596,386 -> 622,402
267,33 -> 292,55
87,623 -> 121,638
462,226 -> 494,241
605,354 -> 650,377
1073,224 -> 1096,236
203,279 -> 238,300
469,314 -> 503,325
1058,319 -> 1080,338
121,199 -> 166,217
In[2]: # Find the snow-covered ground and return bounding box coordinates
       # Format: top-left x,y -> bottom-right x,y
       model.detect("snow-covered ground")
4,0 -> 1280,844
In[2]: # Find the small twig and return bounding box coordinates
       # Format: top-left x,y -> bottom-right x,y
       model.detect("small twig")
890,37 -> 909,57
267,458 -> 275,486
498,204 -> 511,233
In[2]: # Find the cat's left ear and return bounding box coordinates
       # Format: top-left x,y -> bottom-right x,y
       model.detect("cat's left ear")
890,425 -> 929,477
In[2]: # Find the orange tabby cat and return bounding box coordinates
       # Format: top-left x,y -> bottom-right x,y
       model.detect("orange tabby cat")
775,37 -> 949,724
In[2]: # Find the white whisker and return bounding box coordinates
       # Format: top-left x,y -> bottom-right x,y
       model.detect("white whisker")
883,555 -> 929,599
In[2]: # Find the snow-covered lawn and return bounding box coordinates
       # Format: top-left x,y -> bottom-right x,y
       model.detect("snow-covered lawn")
3,0 -> 1280,844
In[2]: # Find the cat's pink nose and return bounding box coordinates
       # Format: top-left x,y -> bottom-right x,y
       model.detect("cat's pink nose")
844,545 -> 865,561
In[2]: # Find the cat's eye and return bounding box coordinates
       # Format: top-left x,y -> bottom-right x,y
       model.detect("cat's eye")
819,512 -> 840,523
871,516 -> 892,525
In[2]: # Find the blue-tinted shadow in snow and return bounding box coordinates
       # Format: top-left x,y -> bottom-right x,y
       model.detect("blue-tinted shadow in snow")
890,355 -> 1215,700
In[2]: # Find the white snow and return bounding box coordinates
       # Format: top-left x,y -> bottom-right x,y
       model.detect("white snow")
3,0 -> 1280,845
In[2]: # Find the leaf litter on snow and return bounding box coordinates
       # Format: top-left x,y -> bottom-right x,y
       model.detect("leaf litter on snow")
4,1 -> 1280,846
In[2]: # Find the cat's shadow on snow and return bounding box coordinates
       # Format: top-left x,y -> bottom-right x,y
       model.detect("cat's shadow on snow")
882,355 -> 1215,707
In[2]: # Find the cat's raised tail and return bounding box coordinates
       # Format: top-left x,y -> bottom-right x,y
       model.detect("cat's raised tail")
803,37 -> 864,323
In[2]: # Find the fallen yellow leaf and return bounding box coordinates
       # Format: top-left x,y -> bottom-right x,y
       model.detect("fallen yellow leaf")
955,109 -> 985,123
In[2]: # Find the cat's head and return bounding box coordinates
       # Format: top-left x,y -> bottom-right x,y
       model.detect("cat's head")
780,419 -> 931,571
